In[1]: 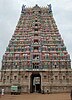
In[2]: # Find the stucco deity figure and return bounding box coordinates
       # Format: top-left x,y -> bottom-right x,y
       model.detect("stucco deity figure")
21,4 -> 26,13
47,4 -> 52,13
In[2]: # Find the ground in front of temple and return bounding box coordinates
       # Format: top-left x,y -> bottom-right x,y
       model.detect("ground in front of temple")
0,93 -> 71,100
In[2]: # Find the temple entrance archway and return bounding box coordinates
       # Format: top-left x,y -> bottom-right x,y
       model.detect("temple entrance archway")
30,72 -> 41,93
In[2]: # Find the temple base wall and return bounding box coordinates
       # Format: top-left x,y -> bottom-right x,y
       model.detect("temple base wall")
0,85 -> 72,94
0,70 -> 72,93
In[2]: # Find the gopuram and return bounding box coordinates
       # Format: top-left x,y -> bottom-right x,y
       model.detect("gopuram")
0,4 -> 72,93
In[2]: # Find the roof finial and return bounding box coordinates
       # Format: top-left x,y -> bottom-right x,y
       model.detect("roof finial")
36,4 -> 38,6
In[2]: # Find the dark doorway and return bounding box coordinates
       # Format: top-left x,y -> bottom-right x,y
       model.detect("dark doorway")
30,73 -> 41,93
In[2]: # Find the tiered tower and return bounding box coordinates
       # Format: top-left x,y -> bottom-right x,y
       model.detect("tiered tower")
1,4 -> 72,93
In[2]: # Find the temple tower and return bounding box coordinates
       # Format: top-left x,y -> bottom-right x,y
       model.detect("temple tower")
1,4 -> 72,93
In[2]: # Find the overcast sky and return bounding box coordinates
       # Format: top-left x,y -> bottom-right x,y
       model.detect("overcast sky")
0,0 -> 72,69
